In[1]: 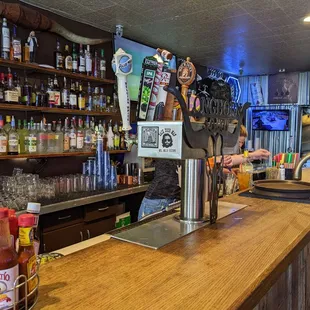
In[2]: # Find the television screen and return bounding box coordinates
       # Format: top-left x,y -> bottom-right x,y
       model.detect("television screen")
252,110 -> 290,131
114,35 -> 177,101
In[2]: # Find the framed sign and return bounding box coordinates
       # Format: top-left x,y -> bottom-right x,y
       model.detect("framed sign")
268,73 -> 299,104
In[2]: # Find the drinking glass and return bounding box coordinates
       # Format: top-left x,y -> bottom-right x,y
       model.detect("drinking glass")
237,172 -> 252,191
225,173 -> 236,195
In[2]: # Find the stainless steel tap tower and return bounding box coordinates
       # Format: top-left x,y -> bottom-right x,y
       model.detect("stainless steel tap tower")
138,86 -> 250,224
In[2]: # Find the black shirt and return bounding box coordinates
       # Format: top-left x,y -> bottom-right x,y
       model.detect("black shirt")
145,159 -> 181,199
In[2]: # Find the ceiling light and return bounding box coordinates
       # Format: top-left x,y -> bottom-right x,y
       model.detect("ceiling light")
303,16 -> 310,22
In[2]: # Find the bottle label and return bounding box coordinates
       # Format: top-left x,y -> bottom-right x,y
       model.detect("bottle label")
8,138 -> 18,152
56,55 -> 63,68
73,59 -> 78,71
114,136 -> 120,148
100,60 -> 106,71
86,57 -> 92,72
64,135 -> 70,151
27,255 -> 38,293
91,133 -> 97,150
47,91 -> 55,104
19,227 -> 33,246
77,134 -> 84,149
69,94 -> 77,107
0,265 -> 19,308
0,136 -> 7,153
79,56 -> 85,72
28,137 -> 37,153
62,90 -> 69,105
78,97 -> 85,109
16,86 -> 21,97
2,27 -> 10,52
12,39 -> 22,60
4,90 -> 19,102
54,91 -> 61,106
0,89 -> 4,100
70,133 -> 76,147
65,55 -> 73,70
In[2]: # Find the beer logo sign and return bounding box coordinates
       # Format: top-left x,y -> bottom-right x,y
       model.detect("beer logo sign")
177,57 -> 196,86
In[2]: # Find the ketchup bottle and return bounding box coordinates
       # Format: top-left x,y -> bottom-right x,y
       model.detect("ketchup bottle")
17,214 -> 38,305
0,208 -> 18,310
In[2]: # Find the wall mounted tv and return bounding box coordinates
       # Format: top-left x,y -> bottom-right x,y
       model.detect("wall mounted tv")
252,110 -> 290,131
113,35 -> 177,101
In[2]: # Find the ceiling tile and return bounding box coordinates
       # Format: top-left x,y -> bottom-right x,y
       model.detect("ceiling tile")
238,0 -> 280,14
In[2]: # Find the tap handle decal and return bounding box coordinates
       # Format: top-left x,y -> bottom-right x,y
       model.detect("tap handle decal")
112,48 -> 133,131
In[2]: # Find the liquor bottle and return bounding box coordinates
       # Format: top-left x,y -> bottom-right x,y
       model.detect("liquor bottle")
16,119 -> 22,153
23,43 -> 30,63
86,82 -> 92,111
37,121 -> 47,154
63,117 -> 70,152
69,117 -> 77,152
17,119 -> 28,154
31,82 -> 37,106
99,87 -> 106,112
119,122 -> 126,150
28,120 -> 37,154
72,43 -> 78,73
64,44 -> 72,71
84,116 -> 92,152
36,82 -> 48,107
7,116 -> 19,155
93,49 -> 99,78
4,68 -> 18,103
90,117 -> 96,151
54,38 -> 63,70
102,120 -> 108,151
86,45 -> 92,76
113,122 -> 120,150
100,49 -> 106,79
1,18 -> 10,60
53,74 -> 61,107
76,117 -> 84,151
13,73 -> 21,103
21,75 -> 32,106
98,119 -> 103,138
61,77 -> 69,109
46,77 -> 55,107
25,122 -> 30,153
55,119 -> 64,153
47,123 -> 56,153
11,25 -> 21,62
78,82 -> 85,110
78,44 -> 85,74
3,115 -> 11,134
0,115 -> 7,155
113,91 -> 119,112
0,73 -> 5,102
69,80 -> 77,109
107,120 -> 114,150
93,87 -> 99,111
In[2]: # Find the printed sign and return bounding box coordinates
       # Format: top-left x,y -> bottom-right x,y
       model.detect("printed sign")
158,127 -> 178,154
141,127 -> 159,148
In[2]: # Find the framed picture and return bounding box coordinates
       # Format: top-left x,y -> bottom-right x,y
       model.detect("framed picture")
268,73 -> 299,104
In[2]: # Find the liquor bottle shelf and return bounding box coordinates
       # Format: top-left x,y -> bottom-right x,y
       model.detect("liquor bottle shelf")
0,103 -> 119,116
0,58 -> 116,84
0,150 -> 129,160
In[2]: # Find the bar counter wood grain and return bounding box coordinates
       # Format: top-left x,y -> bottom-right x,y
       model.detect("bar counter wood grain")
35,194 -> 310,309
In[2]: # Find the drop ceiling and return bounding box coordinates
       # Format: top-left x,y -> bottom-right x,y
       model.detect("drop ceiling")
21,0 -> 310,76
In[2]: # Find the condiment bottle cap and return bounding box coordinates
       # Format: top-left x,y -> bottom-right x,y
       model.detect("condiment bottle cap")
0,208 -> 8,219
18,214 -> 35,227
27,202 -> 41,214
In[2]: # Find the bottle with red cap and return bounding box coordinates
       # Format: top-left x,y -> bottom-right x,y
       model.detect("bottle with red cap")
0,207 -> 19,309
17,213 -> 38,304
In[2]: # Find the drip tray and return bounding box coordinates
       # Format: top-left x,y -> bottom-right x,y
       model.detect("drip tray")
110,201 -> 247,250
252,180 -> 310,199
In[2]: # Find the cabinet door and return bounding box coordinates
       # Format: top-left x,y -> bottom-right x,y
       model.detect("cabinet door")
84,202 -> 124,222
84,216 -> 116,239
42,223 -> 84,253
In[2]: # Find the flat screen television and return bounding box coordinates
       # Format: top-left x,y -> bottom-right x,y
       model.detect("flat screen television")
114,35 -> 177,101
252,110 -> 290,131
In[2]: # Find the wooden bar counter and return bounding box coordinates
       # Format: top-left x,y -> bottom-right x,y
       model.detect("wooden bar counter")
35,193 -> 310,309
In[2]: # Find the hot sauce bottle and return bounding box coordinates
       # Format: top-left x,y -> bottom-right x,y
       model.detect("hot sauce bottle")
0,208 -> 19,310
17,214 -> 38,305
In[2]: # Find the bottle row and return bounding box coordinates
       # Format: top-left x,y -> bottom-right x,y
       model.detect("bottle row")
0,68 -> 118,111
0,115 -> 127,156
1,18 -> 107,78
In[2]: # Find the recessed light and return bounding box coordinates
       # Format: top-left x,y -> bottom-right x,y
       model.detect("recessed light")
304,16 -> 310,22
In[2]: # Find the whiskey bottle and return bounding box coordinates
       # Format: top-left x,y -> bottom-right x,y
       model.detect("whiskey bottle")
53,75 -> 61,107
64,44 -> 72,71
69,80 -> 77,110
11,25 -> 21,62
72,43 -> 78,73
61,77 -> 70,109
77,82 -> 85,110
78,44 -> 85,74
21,75 -> 32,106
54,38 -> 63,70
85,45 -> 92,76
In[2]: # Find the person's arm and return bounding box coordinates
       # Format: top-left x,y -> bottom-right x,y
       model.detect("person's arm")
231,149 -> 271,166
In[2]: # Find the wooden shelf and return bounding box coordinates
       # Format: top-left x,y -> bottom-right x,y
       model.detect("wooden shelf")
0,58 -> 115,85
0,103 -> 119,117
0,150 -> 129,160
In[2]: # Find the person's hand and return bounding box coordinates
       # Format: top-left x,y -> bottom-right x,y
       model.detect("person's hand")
249,149 -> 271,160
223,155 -> 233,168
